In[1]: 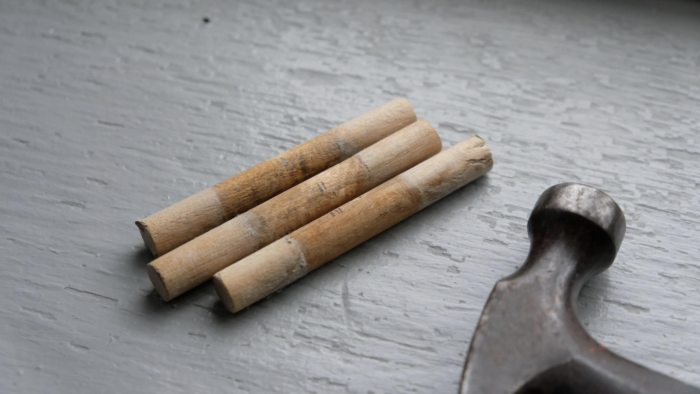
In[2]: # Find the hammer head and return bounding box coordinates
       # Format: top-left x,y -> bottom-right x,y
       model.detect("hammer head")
527,182 -> 626,279
460,183 -> 700,394
461,183 -> 628,393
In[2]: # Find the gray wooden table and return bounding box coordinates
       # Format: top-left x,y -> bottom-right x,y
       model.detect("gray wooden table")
2,0 -> 699,393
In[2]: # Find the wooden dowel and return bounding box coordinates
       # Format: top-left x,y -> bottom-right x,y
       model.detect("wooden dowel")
136,98 -> 417,257
147,120 -> 442,301
212,136 -> 493,313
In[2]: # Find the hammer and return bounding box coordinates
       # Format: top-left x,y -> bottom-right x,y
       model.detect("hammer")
460,183 -> 699,394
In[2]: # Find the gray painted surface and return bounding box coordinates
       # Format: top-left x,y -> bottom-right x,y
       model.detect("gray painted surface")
1,0 -> 699,392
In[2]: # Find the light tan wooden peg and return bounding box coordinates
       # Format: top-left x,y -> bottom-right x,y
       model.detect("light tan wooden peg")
136,98 -> 417,256
148,120 -> 442,301
213,136 -> 493,313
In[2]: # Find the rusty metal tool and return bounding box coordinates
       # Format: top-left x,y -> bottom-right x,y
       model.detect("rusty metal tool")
460,183 -> 699,394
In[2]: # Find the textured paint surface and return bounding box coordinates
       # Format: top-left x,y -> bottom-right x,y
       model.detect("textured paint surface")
1,0 -> 699,393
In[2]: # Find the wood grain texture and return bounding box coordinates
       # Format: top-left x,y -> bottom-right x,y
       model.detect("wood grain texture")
148,119 -> 441,301
0,0 -> 699,393
214,136 -> 492,312
136,98 -> 416,256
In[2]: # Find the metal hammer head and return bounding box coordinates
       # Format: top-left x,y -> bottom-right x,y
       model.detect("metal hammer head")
459,183 -> 699,394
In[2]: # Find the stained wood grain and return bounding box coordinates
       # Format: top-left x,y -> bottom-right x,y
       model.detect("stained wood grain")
148,119 -> 441,301
1,0 -> 699,393
136,98 -> 416,256
214,136 -> 492,313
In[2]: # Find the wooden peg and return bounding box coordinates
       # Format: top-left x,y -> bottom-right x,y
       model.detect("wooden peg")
147,120 -> 442,300
212,136 -> 493,313
136,98 -> 417,256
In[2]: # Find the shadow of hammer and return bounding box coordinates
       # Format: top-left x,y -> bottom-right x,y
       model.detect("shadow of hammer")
460,183 -> 699,394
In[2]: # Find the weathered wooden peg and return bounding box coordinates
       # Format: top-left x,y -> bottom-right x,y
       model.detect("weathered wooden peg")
213,135 -> 493,313
136,98 -> 417,256
148,120 -> 442,300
